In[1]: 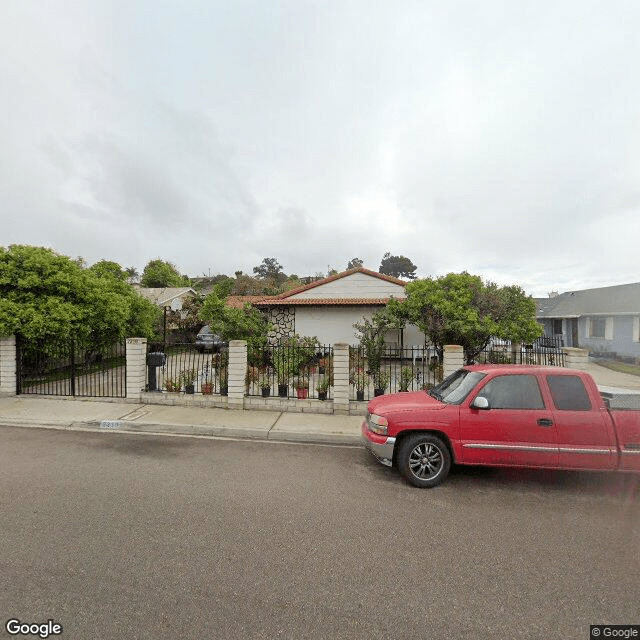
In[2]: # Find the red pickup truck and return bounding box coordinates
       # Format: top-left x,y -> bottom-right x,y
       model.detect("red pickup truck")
361,365 -> 640,488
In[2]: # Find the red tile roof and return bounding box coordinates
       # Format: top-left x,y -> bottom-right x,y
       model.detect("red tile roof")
225,268 -> 407,309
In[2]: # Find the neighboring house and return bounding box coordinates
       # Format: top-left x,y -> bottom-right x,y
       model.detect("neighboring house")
536,282 -> 640,361
135,287 -> 197,315
226,267 -> 426,347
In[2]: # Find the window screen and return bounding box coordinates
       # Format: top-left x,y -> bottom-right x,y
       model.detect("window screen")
479,375 -> 545,410
546,375 -> 592,411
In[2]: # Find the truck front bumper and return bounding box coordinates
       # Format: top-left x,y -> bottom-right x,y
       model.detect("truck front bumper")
361,421 -> 396,467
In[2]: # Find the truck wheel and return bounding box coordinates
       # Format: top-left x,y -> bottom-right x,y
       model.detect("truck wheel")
397,434 -> 451,488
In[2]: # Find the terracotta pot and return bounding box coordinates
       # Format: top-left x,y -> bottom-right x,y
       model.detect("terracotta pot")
296,388 -> 309,399
201,383 -> 213,395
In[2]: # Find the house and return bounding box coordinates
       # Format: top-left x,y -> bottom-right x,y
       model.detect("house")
536,282 -> 640,361
135,287 -> 197,313
226,267 -> 426,347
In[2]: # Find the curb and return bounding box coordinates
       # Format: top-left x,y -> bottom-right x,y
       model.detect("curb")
0,419 -> 362,447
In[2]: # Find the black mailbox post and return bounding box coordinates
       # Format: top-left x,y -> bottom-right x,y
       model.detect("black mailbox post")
146,352 -> 166,391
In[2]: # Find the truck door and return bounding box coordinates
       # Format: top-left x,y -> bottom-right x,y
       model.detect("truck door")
545,374 -> 617,470
460,373 -> 558,467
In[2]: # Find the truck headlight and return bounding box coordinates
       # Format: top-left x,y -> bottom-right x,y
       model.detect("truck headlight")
368,413 -> 388,435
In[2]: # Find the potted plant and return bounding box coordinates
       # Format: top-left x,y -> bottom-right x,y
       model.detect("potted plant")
350,366 -> 366,401
316,375 -> 330,401
219,369 -> 228,396
372,370 -> 389,397
164,377 -> 181,393
293,375 -> 310,399
399,366 -> 414,392
245,366 -> 259,393
180,368 -> 198,394
259,373 -> 271,398
201,381 -> 214,395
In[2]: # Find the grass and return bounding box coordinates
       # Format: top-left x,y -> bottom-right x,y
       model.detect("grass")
595,359 -> 640,378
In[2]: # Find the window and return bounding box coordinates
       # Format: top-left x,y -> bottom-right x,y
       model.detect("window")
553,319 -> 563,335
547,375 -> 592,411
477,375 -> 545,410
590,317 -> 606,338
589,317 -> 613,339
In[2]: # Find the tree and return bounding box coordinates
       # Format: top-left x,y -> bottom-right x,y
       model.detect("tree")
253,258 -> 287,284
0,245 -> 159,349
379,252 -> 418,280
140,259 -> 189,288
388,272 -> 542,363
199,293 -> 271,349
353,308 -> 404,378
347,257 -> 364,270
125,266 -> 139,283
90,260 -> 128,281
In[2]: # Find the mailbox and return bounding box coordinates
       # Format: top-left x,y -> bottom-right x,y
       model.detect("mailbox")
147,352 -> 166,367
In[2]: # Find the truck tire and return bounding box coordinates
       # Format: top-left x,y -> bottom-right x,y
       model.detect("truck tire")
397,433 -> 451,488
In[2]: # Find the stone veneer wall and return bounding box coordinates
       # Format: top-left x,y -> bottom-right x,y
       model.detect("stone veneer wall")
266,307 -> 295,344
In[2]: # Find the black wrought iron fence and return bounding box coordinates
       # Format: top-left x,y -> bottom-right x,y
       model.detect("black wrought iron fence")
147,343 -> 229,395
474,337 -> 565,367
17,336 -> 126,397
246,344 -> 333,400
349,345 -> 442,401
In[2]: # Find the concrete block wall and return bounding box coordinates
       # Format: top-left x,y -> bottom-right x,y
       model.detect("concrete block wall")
0,336 -> 17,396
563,347 -> 589,370
332,343 -> 350,415
228,340 -> 247,410
125,338 -> 147,399
443,345 -> 464,379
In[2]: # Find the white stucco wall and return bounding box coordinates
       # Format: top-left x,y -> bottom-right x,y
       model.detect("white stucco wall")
293,306 -> 426,346
289,272 -> 406,300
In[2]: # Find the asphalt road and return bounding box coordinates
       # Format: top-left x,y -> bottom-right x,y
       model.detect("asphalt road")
1,425 -> 639,640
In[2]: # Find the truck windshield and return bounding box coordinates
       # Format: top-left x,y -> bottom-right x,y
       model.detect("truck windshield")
428,369 -> 485,405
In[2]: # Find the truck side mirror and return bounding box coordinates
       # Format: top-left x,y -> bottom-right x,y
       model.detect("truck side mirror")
471,396 -> 490,410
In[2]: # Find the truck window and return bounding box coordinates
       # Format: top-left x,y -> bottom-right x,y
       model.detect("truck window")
546,375 -> 592,411
478,374 -> 545,409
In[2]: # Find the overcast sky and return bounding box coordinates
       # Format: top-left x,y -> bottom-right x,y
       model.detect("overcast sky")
2,1 -> 639,296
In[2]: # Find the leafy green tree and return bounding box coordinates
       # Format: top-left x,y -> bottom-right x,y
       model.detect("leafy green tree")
199,293 -> 271,349
353,308 -> 404,376
388,272 -> 542,363
253,257 -> 287,284
0,245 -> 159,350
141,259 -> 189,287
379,252 -> 418,279
347,257 -> 364,270
90,260 -> 128,281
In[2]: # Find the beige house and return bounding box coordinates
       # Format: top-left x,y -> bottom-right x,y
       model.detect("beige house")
227,268 -> 426,347
135,287 -> 196,314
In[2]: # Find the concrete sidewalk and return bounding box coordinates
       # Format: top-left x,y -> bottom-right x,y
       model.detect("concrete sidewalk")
0,396 -> 364,445
2,361 -> 638,445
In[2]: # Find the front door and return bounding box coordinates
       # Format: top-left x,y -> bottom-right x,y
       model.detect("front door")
460,373 -> 558,467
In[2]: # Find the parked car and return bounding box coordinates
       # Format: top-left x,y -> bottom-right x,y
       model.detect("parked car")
362,365 -> 640,488
194,326 -> 225,353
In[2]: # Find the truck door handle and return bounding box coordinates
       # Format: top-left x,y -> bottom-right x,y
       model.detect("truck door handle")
537,418 -> 554,427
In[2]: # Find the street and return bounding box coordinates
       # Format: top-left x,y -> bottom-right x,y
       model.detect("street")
1,425 -> 639,640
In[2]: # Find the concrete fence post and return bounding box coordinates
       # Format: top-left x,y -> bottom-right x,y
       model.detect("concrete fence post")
228,340 -> 247,409
332,343 -> 350,415
443,345 -> 464,379
563,347 -> 589,370
0,335 -> 17,396
126,338 -> 147,400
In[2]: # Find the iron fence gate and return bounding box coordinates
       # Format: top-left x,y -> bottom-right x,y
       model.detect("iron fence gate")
16,336 -> 127,398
